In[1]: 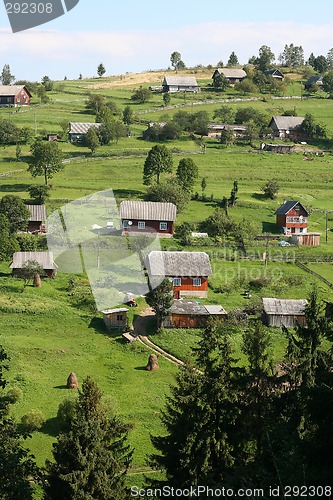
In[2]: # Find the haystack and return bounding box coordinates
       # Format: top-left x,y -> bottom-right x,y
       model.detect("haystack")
146,354 -> 159,371
67,372 -> 78,389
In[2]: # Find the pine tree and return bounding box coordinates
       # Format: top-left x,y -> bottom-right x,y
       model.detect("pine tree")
146,278 -> 173,329
44,376 -> 132,500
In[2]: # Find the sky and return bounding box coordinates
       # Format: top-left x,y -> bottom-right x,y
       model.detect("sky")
1,0 -> 333,81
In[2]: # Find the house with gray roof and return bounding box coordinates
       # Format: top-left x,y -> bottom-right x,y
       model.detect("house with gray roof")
264,68 -> 284,80
163,299 -> 227,328
120,200 -> 177,237
69,122 -> 101,143
304,75 -> 324,91
162,76 -> 200,93
26,205 -> 47,233
10,251 -> 58,278
0,85 -> 31,107
146,251 -> 212,298
212,68 -> 247,85
269,116 -> 305,141
262,298 -> 308,328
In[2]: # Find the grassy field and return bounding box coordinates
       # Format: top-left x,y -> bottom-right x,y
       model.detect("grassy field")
1,71 -> 333,490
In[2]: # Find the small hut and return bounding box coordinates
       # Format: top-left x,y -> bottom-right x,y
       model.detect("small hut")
102,308 -> 128,330
262,298 -> 308,328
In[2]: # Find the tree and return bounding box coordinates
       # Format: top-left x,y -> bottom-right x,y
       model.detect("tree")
220,128 -> 234,146
1,64 -> 15,85
262,179 -> 279,199
17,259 -> 45,289
227,51 -> 239,66
0,195 -> 30,233
326,48 -> 333,69
41,75 -> 53,91
322,71 -> 333,98
163,92 -> 171,106
0,214 -> 19,260
201,176 -> 207,199
146,179 -> 190,213
229,180 -> 238,207
256,45 -> 275,71
312,55 -> 328,73
28,139 -> 63,186
146,278 -> 173,329
131,87 -> 151,104
213,73 -> 230,90
28,185 -> 50,204
97,63 -> 106,78
299,113 -> 327,141
213,105 -> 234,123
44,376 -> 132,499
36,85 -> 49,104
122,105 -> 134,128
203,208 -> 235,239
143,145 -> 173,185
176,158 -> 198,192
85,94 -> 105,113
281,44 -> 304,67
84,126 -> 100,154
170,51 -> 181,71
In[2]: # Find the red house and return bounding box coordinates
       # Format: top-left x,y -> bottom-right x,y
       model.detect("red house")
146,251 -> 212,298
275,200 -> 309,235
120,201 -> 177,237
0,85 -> 31,107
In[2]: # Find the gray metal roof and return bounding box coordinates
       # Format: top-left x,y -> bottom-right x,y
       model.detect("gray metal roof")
26,204 -> 47,222
270,116 -> 305,130
147,251 -> 212,277
264,69 -> 284,78
162,76 -> 199,86
169,300 -> 227,316
102,308 -> 129,314
214,68 -> 247,79
120,201 -> 177,221
263,298 -> 308,316
304,75 -> 323,86
0,85 -> 31,97
69,122 -> 101,134
275,200 -> 309,216
10,252 -> 58,270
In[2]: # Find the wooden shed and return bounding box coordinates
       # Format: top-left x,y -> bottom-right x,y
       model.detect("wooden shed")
102,308 -> 129,329
163,300 -> 227,328
290,232 -> 320,246
262,298 -> 308,328
26,204 -> 47,233
10,251 -> 58,278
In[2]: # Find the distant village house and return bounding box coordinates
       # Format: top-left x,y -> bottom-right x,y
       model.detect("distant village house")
262,298 -> 308,328
26,204 -> 47,233
263,69 -> 284,80
212,68 -> 247,86
0,85 -> 31,107
162,76 -> 200,93
69,122 -> 101,143
163,299 -> 227,328
120,201 -> 177,237
275,200 -> 309,235
269,116 -> 305,141
10,252 -> 58,278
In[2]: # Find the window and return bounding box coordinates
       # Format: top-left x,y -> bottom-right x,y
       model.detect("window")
160,222 -> 168,231
116,314 -> 123,321
138,221 -> 145,229
173,278 -> 181,286
193,278 -> 202,287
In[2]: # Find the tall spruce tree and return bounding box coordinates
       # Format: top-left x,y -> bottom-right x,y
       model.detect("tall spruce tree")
44,376 -> 132,499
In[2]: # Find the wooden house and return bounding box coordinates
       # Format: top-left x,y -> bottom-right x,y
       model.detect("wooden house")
120,201 -> 177,237
275,200 -> 309,235
261,143 -> 294,153
262,298 -> 308,328
0,85 -> 31,107
304,75 -> 324,91
207,123 -> 247,139
102,308 -> 128,329
212,68 -> 247,85
162,76 -> 200,93
163,299 -> 227,328
264,69 -> 284,80
10,251 -> 58,278
146,251 -> 212,298
269,116 -> 305,141
26,205 -> 47,233
69,122 -> 101,143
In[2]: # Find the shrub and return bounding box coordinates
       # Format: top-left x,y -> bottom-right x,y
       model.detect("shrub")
57,398 -> 76,430
21,409 -> 45,432
6,387 -> 23,404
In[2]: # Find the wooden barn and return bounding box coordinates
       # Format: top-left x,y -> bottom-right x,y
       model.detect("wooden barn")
0,85 -> 31,107
120,200 -> 177,237
290,232 -> 320,246
275,200 -> 309,235
26,204 -> 47,233
162,76 -> 200,93
212,68 -> 247,85
102,308 -> 128,329
146,251 -> 212,298
207,123 -> 247,139
163,300 -> 227,328
68,122 -> 101,143
269,116 -> 305,141
262,298 -> 308,328
10,251 -> 58,278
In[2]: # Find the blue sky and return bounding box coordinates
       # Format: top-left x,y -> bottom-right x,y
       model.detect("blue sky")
1,0 -> 333,81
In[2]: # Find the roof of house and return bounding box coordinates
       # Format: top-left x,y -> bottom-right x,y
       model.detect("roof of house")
69,122 -> 101,134
120,201 -> 177,222
304,75 -> 323,86
169,299 -> 227,316
275,200 -> 309,216
213,68 -> 247,79
0,85 -> 32,97
270,116 -> 305,130
26,204 -> 47,222
102,308 -> 129,314
208,123 -> 247,132
147,251 -> 212,277
10,251 -> 58,270
162,76 -> 199,86
263,298 -> 308,316
264,69 -> 284,78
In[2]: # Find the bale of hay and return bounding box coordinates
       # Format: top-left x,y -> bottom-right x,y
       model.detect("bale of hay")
146,354 -> 159,371
67,372 -> 78,389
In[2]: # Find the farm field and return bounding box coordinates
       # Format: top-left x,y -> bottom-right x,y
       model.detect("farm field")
1,71 -> 333,492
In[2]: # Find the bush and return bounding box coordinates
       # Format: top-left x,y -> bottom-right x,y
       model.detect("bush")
6,387 -> 23,404
57,398 -> 76,430
16,233 -> 38,252
21,409 -> 45,432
